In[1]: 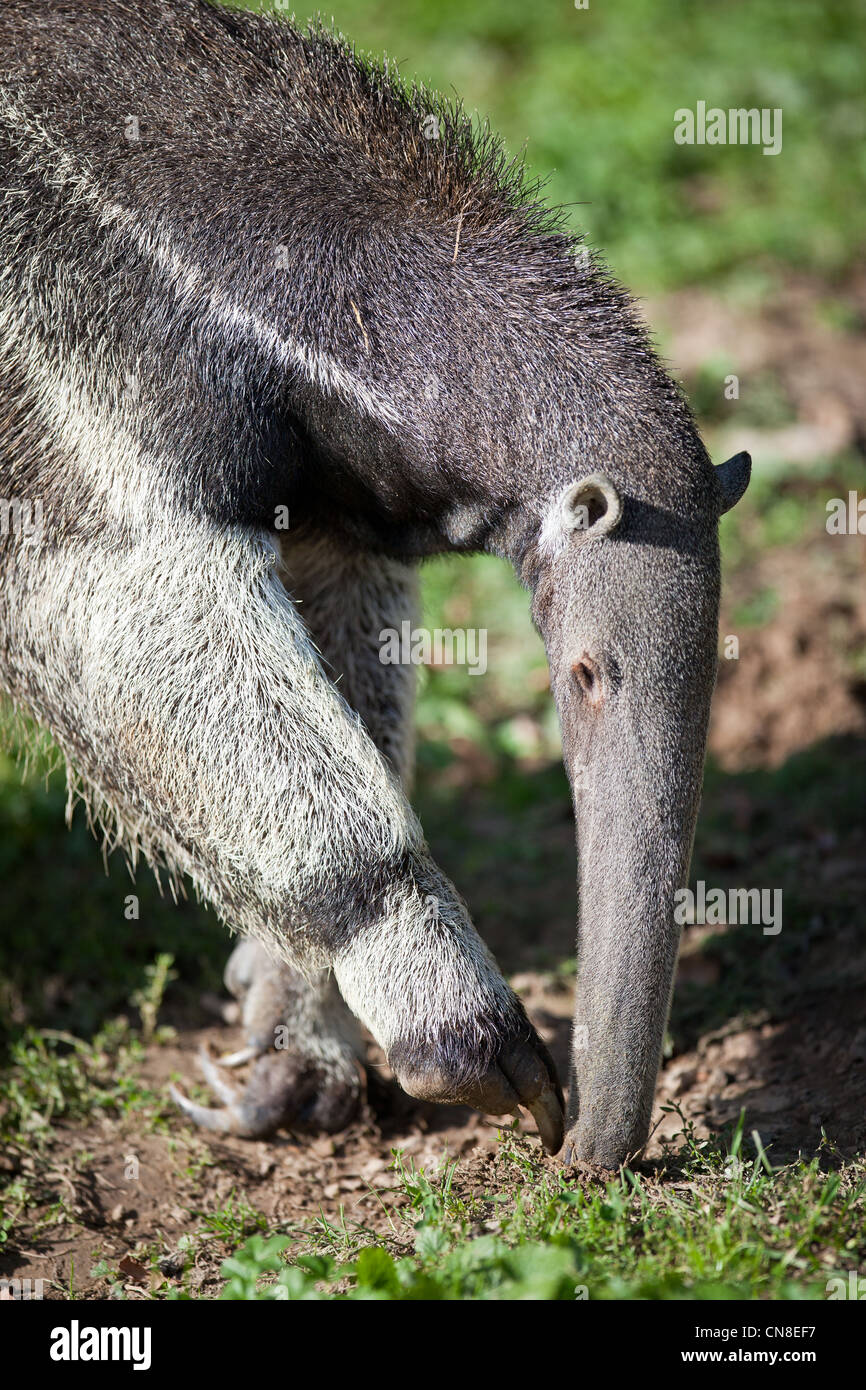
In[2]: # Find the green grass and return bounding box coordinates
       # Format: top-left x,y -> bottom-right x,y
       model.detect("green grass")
215,1122 -> 865,1300
238,0 -> 865,294
0,1021 -> 165,1157
0,728 -> 226,1052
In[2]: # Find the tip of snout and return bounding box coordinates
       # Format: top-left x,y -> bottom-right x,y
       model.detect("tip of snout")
561,1124 -> 645,1172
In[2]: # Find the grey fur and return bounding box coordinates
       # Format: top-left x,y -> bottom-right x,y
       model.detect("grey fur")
175,526 -> 422,1137
0,0 -> 749,1165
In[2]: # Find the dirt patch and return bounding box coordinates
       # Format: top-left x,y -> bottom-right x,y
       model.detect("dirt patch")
0,1028 -> 511,1299
654,988 -> 866,1159
713,544 -> 866,769
650,269 -> 866,466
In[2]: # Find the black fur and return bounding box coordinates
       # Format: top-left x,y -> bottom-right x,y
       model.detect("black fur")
2,0 -> 709,563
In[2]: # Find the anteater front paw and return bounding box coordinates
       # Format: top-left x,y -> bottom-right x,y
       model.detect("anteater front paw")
389,1024 -> 564,1153
170,936 -> 364,1137
170,1041 -> 362,1137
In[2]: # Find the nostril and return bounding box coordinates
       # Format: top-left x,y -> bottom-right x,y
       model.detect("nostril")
572,654 -> 604,704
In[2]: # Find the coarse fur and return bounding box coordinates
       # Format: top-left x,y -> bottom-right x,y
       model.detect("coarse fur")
0,0 -> 749,1163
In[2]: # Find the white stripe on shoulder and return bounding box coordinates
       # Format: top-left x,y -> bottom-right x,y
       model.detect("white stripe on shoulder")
0,97 -> 405,431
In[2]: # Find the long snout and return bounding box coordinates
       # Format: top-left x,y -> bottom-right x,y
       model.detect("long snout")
564,778 -> 697,1165
536,489 -> 722,1167
558,668 -> 712,1167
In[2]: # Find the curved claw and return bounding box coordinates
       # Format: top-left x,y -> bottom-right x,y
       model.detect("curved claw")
393,1026 -> 565,1154
499,1036 -> 565,1155
526,1037 -> 565,1154
196,1045 -> 242,1105
169,1082 -> 242,1135
526,1082 -> 564,1155
170,1040 -> 363,1139
168,1047 -> 266,1137
217,1044 -> 262,1069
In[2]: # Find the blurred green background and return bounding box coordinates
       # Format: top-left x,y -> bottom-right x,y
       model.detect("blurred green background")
1,0 -> 864,1062
252,0 -> 865,290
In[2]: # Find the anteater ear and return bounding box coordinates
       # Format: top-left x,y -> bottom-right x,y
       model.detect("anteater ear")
561,473 -> 622,536
716,451 -> 751,515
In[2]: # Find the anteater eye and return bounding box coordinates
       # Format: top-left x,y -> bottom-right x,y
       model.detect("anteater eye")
572,654 -> 603,703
